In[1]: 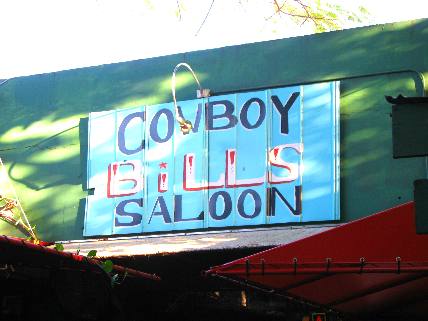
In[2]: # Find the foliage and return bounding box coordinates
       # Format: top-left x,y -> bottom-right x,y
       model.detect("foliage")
0,158 -> 39,243
173,0 -> 370,34
52,245 -> 123,286
101,260 -> 126,287
87,249 -> 97,258
54,243 -> 64,251
101,259 -> 113,273
267,0 -> 370,32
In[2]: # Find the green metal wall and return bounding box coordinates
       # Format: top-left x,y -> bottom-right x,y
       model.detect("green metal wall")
1,19 -> 427,241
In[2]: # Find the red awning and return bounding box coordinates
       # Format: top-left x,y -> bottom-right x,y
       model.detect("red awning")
0,235 -> 160,281
206,202 -> 428,317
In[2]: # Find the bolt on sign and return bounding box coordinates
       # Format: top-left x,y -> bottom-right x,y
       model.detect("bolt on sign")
84,82 -> 340,236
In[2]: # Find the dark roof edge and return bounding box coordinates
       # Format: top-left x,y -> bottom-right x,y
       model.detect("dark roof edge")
385,94 -> 428,104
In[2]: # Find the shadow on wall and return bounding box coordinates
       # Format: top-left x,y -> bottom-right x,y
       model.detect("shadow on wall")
339,72 -> 427,221
0,19 -> 427,240
0,55 -> 195,240
0,119 -> 99,239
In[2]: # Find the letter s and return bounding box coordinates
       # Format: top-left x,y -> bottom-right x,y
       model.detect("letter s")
268,144 -> 303,184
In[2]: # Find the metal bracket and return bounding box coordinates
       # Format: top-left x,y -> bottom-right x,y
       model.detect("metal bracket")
171,63 -> 210,135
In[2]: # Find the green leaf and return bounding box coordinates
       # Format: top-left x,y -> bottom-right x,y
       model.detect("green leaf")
102,260 -> 114,273
54,243 -> 64,251
359,6 -> 369,15
326,12 -> 337,19
87,250 -> 97,258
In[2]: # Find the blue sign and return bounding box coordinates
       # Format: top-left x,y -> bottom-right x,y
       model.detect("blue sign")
84,82 -> 340,236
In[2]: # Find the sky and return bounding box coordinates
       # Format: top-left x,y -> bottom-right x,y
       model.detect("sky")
0,0 -> 427,79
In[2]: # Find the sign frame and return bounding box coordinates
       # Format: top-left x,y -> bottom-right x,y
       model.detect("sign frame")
84,82 -> 340,236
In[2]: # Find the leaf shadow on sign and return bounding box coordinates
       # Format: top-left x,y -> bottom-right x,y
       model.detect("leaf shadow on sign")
0,19 -> 427,241
0,55 -> 198,240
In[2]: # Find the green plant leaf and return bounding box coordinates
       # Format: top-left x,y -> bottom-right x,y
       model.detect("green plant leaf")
87,250 -> 97,258
54,243 -> 64,251
102,260 -> 114,273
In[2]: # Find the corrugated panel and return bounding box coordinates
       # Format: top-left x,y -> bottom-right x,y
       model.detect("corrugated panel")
84,83 -> 340,236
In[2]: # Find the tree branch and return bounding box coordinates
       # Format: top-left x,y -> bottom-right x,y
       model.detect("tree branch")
266,0 -> 338,29
195,0 -> 215,36
176,0 -> 182,21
